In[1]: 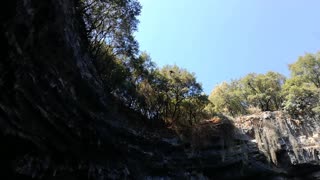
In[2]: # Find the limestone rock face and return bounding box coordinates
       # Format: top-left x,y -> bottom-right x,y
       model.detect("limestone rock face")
235,111 -> 320,176
1,0 -> 320,179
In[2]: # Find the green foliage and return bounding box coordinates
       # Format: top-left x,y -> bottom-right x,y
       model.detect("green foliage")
80,0 -> 141,57
282,79 -> 319,117
241,72 -> 286,111
289,53 -> 320,88
282,52 -> 320,117
208,81 -> 247,116
79,0 -> 320,128
207,52 -> 320,119
156,65 -> 209,126
96,48 -> 208,127
208,72 -> 286,116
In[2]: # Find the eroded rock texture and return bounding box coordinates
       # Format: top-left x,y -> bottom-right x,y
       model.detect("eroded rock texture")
236,111 -> 320,178
1,0 -> 320,179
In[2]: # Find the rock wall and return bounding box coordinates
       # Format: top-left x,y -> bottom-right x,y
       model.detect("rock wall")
235,111 -> 320,178
0,0 -> 116,178
1,0 -> 320,179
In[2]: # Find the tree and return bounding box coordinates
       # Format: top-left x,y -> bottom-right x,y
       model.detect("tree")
77,0 -> 213,128
241,72 -> 286,111
282,77 -> 319,117
208,81 -> 247,116
181,94 -> 209,126
78,0 -> 143,110
158,65 -> 208,126
80,0 -> 141,57
289,53 -> 320,88
282,52 -> 320,117
208,72 -> 285,116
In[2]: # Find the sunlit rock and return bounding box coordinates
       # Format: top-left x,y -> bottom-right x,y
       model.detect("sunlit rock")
235,111 -> 320,167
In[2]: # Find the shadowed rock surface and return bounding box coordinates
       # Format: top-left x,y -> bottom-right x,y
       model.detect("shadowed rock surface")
1,0 -> 320,179
235,111 -> 320,179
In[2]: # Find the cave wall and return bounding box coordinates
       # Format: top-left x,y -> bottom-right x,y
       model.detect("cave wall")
0,0 -> 120,178
2,0 -> 320,179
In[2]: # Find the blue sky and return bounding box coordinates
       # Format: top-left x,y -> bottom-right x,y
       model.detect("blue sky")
135,0 -> 320,94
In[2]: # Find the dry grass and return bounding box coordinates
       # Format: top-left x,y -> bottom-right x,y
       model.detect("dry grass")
247,105 -> 262,114
207,116 -> 222,124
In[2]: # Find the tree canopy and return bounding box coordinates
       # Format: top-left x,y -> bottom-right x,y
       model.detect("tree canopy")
282,52 -> 320,117
79,0 -> 320,127
208,52 -> 320,119
208,72 -> 286,116
80,0 -> 141,57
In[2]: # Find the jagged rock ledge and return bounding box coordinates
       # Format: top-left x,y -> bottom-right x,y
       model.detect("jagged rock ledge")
235,111 -> 320,178
1,0 -> 320,179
